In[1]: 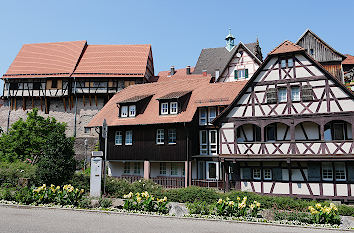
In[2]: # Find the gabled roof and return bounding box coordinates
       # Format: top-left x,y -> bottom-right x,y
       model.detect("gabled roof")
343,54 -> 354,65
3,41 -> 87,78
296,29 -> 346,59
88,74 -> 247,127
117,94 -> 153,104
157,90 -> 191,100
269,40 -> 304,55
193,42 -> 262,77
72,44 -> 151,77
213,40 -> 354,125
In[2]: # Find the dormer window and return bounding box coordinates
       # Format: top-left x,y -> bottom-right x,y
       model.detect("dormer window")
120,105 -> 136,117
161,103 -> 169,115
170,102 -> 178,114
129,105 -> 136,117
121,106 -> 128,117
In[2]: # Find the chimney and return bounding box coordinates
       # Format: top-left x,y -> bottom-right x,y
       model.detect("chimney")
202,70 -> 207,77
215,70 -> 220,82
186,66 -> 191,75
170,66 -> 175,75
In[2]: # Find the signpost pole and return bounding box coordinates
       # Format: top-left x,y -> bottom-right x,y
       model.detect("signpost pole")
102,119 -> 108,195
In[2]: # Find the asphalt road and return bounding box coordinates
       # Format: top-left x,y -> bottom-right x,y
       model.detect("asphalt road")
0,205 -> 349,233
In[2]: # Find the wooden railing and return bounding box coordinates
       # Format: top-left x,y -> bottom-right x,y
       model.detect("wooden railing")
152,177 -> 185,189
192,179 -> 223,189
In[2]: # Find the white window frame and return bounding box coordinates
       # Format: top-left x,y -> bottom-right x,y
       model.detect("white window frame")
208,107 -> 216,124
123,162 -> 130,174
121,106 -> 128,118
238,69 -> 245,78
156,129 -> 164,144
133,162 -> 140,174
206,162 -> 219,180
168,129 -> 176,144
199,108 -> 207,126
291,86 -> 300,101
84,127 -> 91,134
253,168 -> 261,180
278,88 -> 287,103
125,130 -> 133,145
208,130 -> 217,155
281,59 -> 286,68
322,163 -> 333,181
170,163 -> 178,176
288,58 -> 294,68
263,168 -> 272,180
160,162 -> 167,175
129,105 -> 136,117
199,130 -> 208,155
170,102 -> 178,114
161,102 -> 169,115
335,162 -> 346,181
115,131 -> 123,145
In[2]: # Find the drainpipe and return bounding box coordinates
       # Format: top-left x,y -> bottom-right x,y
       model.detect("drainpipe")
6,79 -> 11,133
73,77 -> 78,137
184,122 -> 189,187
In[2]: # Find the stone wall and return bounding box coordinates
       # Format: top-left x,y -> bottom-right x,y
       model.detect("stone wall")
0,96 -> 105,160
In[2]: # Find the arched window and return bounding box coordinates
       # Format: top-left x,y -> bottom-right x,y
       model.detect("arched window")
236,124 -> 261,142
324,120 -> 352,141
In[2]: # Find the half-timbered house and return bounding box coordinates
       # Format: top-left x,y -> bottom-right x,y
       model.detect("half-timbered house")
1,41 -> 154,157
87,71 -> 247,188
193,30 -> 262,83
214,40 -> 354,200
296,29 -> 347,82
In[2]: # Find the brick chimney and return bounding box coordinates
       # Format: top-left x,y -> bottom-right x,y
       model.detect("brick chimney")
202,70 -> 207,77
170,66 -> 175,75
186,66 -> 191,75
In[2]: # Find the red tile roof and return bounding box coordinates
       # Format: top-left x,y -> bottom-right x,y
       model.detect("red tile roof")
3,41 -> 87,78
156,67 -> 199,82
88,75 -> 247,127
72,44 -> 151,77
343,54 -> 354,65
269,40 -> 304,55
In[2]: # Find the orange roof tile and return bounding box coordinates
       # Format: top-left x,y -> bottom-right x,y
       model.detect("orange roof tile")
3,41 -> 87,78
157,67 -> 200,82
88,75 -> 247,127
343,54 -> 354,65
72,44 -> 151,77
269,40 -> 304,55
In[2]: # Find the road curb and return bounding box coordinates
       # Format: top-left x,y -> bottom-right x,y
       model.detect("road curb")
0,203 -> 352,232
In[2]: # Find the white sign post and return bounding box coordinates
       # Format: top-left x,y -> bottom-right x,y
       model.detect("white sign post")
90,151 -> 103,197
102,119 -> 108,195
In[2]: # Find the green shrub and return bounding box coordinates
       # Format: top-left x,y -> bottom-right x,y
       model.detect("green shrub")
0,188 -> 16,201
69,173 -> 90,193
338,204 -> 354,217
274,210 -> 313,224
32,184 -> 84,206
123,191 -> 168,214
166,186 -> 219,204
131,179 -> 164,198
106,178 -> 132,198
99,198 -> 112,208
186,201 -> 214,215
308,203 -> 341,225
0,161 -> 36,187
15,187 -> 34,204
78,197 -> 91,209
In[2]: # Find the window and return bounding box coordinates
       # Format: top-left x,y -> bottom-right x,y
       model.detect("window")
33,82 -> 41,90
160,163 -> 167,175
171,163 -> 178,176
121,106 -> 128,117
278,88 -> 287,102
310,49 -> 314,55
291,86 -> 300,101
168,129 -> 176,144
265,124 -> 276,141
208,107 -> 216,124
125,130 -> 133,145
335,163 -> 346,181
288,59 -> 294,68
84,127 -> 91,134
115,131 -> 123,145
263,169 -> 272,180
199,108 -> 207,125
209,130 -> 217,155
333,123 -> 345,140
129,105 -> 136,117
51,80 -> 58,88
206,162 -> 218,180
156,129 -> 164,144
123,162 -> 130,174
322,163 -> 333,181
281,59 -> 286,68
161,103 -> 169,115
170,102 -> 178,114
253,168 -> 261,180
235,69 -> 248,79
200,130 -> 208,155
133,162 -> 140,174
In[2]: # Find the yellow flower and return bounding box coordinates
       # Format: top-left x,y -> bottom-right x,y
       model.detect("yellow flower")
237,196 -> 240,201
238,202 -> 246,209
163,196 -> 167,202
228,201 -> 235,207
136,197 -> 142,203
136,192 -> 140,197
249,204 -> 255,210
217,199 -> 223,204
315,203 -> 321,209
80,189 -> 85,194
255,201 -> 261,208
243,196 -> 247,201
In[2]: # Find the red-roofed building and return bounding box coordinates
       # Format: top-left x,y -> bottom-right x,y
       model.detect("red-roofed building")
1,40 -> 155,158
88,73 -> 247,187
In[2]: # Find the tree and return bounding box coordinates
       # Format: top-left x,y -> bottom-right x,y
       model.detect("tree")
0,108 -> 66,162
36,127 -> 76,185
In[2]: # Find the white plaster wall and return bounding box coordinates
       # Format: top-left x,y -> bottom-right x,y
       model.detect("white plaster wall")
323,183 -> 335,196
336,184 -> 348,197
295,122 -> 320,140
292,183 -> 310,195
272,183 -> 289,194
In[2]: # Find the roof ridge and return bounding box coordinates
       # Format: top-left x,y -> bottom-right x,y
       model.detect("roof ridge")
269,40 -> 304,55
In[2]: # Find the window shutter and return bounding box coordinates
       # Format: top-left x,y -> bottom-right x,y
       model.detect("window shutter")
272,167 -> 282,181
307,162 -> 321,181
266,88 -> 277,104
234,70 -> 238,80
302,85 -> 313,101
242,168 -> 251,179
347,163 -> 354,182
245,69 -> 249,79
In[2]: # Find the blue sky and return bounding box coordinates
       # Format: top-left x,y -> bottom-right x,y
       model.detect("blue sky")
1,0 -> 354,95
